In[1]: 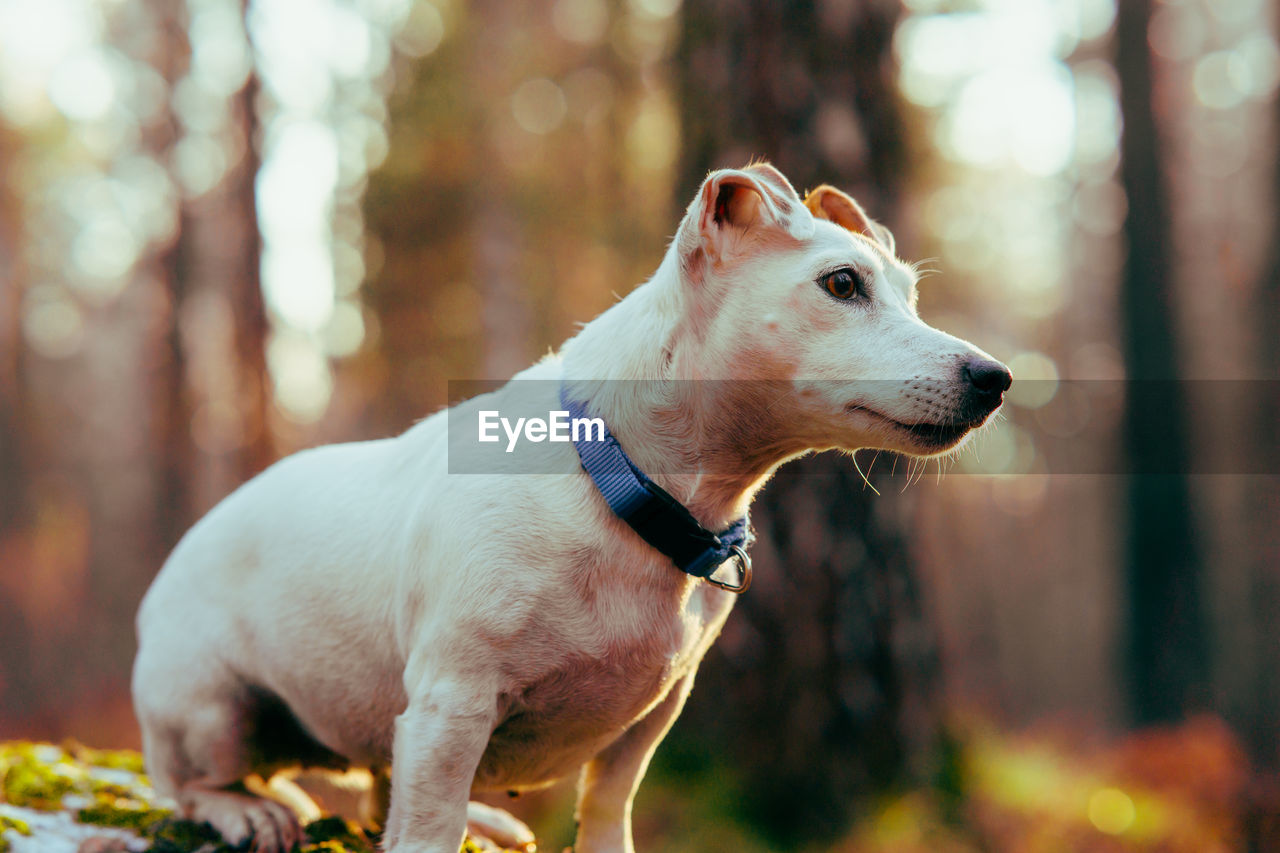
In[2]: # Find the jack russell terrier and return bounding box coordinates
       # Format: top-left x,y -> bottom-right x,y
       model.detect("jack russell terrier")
133,163 -> 1010,853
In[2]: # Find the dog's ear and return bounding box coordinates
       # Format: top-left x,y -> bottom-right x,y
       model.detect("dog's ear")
677,165 -> 810,281
804,185 -> 896,255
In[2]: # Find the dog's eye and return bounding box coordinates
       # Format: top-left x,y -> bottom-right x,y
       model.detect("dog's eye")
820,269 -> 861,300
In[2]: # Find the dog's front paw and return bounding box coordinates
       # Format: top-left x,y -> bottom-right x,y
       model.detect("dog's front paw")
183,788 -> 302,853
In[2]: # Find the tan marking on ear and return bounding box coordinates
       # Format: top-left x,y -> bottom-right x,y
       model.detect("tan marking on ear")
804,185 -> 894,255
804,184 -> 877,236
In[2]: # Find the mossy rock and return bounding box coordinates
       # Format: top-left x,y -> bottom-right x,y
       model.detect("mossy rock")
0,742 -> 516,853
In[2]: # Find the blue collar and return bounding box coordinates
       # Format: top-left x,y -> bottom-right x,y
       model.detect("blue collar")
559,384 -> 753,593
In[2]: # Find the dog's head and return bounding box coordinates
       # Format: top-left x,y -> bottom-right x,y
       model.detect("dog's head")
670,163 -> 1011,457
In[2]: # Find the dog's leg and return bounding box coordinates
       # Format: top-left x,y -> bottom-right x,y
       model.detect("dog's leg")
573,674 -> 694,853
134,647 -> 317,853
137,704 -> 306,853
382,679 -> 498,853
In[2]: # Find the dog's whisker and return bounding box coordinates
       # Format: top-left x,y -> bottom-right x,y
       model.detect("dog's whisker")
852,450 -> 881,496
866,450 -> 882,480
901,456 -> 922,493
908,257 -> 942,281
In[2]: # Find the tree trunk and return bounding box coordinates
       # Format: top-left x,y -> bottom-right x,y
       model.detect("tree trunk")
469,0 -> 532,381
0,120 -> 42,728
80,0 -> 190,707
1243,1 -> 1280,773
0,125 -> 25,538
673,1 -> 934,844
1113,0 -> 1208,724
163,65 -> 272,531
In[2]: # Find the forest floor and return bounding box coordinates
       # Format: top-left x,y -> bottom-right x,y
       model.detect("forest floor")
2,722 -> 1270,853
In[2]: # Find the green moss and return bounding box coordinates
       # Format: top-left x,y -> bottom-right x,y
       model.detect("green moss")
64,742 -> 147,776
305,839 -> 371,851
299,815 -> 372,853
302,816 -> 362,843
0,811 -> 33,853
0,813 -> 32,836
146,818 -> 226,853
77,794 -> 172,833
1,743 -> 79,810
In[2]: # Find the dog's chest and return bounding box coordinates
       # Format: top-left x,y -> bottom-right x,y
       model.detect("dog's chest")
473,581 -> 733,790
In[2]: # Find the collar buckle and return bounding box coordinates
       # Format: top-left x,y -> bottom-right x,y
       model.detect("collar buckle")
703,544 -> 752,594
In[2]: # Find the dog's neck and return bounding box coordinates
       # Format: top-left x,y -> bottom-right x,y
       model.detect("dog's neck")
559,256 -> 808,532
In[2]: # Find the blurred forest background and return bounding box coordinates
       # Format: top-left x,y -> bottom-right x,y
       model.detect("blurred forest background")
2,0 -> 1280,850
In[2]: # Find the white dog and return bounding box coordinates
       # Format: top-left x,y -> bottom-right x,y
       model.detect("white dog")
132,163 -> 1010,853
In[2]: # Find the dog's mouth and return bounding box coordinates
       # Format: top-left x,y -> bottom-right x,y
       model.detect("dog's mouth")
846,404 -> 985,451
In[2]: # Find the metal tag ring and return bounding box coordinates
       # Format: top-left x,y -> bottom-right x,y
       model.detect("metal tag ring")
704,545 -> 752,594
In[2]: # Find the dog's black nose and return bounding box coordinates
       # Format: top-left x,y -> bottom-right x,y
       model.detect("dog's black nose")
963,358 -> 1012,412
